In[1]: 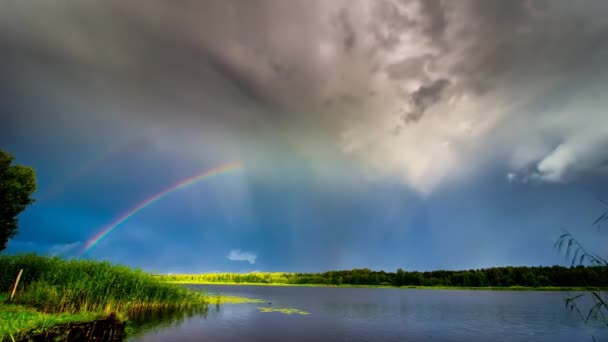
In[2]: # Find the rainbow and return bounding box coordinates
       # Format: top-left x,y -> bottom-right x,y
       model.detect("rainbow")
79,161 -> 242,256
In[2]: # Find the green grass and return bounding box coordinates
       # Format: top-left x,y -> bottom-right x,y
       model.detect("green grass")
0,294 -> 104,341
0,254 -> 209,341
158,272 -> 294,285
1,254 -> 207,316
165,280 -> 320,287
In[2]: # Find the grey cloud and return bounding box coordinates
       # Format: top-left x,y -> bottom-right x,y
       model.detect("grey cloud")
334,8 -> 357,53
403,78 -> 451,123
447,1 -> 608,95
227,249 -> 257,264
369,1 -> 415,51
418,0 -> 447,45
385,55 -> 434,81
49,242 -> 82,257
7,240 -> 82,257
513,127 -> 608,184
1,0 -> 607,193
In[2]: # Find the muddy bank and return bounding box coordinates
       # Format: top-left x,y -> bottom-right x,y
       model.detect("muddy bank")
10,314 -> 126,342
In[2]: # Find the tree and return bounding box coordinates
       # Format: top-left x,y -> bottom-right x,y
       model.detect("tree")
395,268 -> 405,286
0,150 -> 37,252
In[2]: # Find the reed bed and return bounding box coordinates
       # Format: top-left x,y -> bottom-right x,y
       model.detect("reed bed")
0,254 -> 207,317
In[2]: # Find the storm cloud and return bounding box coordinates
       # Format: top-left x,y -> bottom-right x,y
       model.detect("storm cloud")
1,0 -> 607,195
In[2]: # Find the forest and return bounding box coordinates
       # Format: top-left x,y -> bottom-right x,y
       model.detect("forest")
159,265 -> 608,288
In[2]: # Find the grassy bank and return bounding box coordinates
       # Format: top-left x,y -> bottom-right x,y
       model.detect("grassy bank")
0,294 -> 105,341
0,254 -> 207,340
161,279 -> 608,292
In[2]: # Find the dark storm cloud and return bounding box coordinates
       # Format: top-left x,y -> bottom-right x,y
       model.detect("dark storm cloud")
2,0 -> 608,272
334,8 -> 358,53
403,78 -> 450,123
1,0 -> 607,192
385,55 -> 433,81
369,1 -> 414,51
418,0 -> 447,44
446,0 -> 608,95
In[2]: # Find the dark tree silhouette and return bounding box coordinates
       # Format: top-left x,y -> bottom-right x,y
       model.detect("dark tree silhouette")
0,150 -> 37,252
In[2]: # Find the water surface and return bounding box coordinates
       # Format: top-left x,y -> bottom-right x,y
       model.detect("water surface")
129,285 -> 606,341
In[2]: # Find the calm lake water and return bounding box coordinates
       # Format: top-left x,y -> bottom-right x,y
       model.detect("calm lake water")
128,285 -> 607,341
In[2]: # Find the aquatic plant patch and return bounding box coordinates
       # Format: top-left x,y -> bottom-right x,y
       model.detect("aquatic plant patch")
257,307 -> 310,315
208,295 -> 264,305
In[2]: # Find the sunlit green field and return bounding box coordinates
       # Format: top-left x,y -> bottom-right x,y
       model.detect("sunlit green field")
157,272 -> 608,292
159,272 -> 295,284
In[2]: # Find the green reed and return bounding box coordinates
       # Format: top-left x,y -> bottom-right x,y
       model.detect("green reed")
0,254 -> 207,317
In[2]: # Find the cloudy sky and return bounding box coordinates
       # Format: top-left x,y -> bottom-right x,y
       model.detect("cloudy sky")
2,0 -> 607,273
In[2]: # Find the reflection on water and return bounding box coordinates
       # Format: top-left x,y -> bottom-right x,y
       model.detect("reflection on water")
127,305 -> 208,337
128,285 -> 608,342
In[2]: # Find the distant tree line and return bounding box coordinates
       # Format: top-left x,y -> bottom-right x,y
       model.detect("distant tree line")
159,265 -> 608,287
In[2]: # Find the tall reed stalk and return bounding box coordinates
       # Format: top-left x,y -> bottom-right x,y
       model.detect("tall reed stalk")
0,254 -> 206,317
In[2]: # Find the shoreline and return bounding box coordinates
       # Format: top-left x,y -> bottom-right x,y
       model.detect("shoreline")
0,295 -> 108,341
0,293 -> 258,341
1,293 -> 260,341
0,254 -> 209,341
169,281 -> 608,292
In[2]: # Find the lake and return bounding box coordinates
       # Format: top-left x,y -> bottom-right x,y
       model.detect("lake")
128,285 -> 607,341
